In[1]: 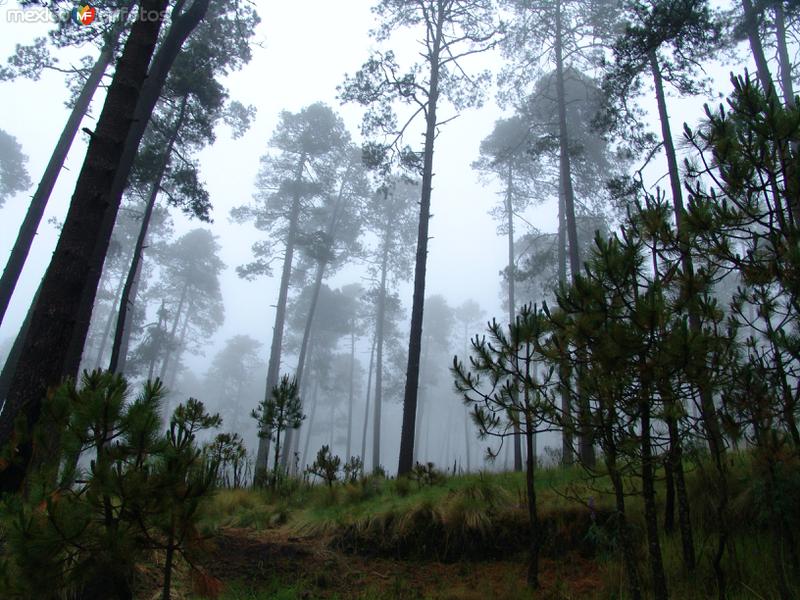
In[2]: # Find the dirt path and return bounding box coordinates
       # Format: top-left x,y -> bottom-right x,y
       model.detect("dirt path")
192,527 -> 605,599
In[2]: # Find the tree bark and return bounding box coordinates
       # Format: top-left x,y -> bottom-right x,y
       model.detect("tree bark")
398,3 -> 444,477
0,0 -> 171,494
346,326 -> 355,460
773,2 -> 795,107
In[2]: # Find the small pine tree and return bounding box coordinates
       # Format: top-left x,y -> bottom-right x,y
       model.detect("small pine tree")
251,374 -> 304,489
307,445 -> 341,488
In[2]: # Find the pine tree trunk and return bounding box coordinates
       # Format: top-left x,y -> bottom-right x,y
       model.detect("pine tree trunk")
346,327 -> 355,460
373,223 -> 390,471
110,97 -> 187,374
554,0 -> 592,468
0,0 -> 171,494
92,252 -> 131,369
115,255 -> 142,374
557,188 -> 573,466
773,2 -> 795,107
301,379 -> 321,469
158,279 -> 189,380
0,26 -> 121,327
257,153 -> 306,471
506,166 -> 523,472
524,420 -> 539,588
640,391 -> 668,600
741,0 -> 775,96
361,335 -> 376,465
398,4 -> 444,477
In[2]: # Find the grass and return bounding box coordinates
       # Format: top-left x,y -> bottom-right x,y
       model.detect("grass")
193,454 -> 800,599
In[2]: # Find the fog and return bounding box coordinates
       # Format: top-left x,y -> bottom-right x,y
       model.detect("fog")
0,0 -> 753,476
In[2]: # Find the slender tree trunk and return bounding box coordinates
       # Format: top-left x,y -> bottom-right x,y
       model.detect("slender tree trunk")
505,167 -> 523,472
301,379 -> 321,468
158,280 -> 189,380
773,2 -> 795,107
346,327 -> 355,460
398,4 -> 444,477
257,153 -> 306,471
92,255 -> 131,369
0,24 -> 122,327
373,224 -> 390,471
525,421 -> 539,588
555,0 -> 592,468
166,302 -> 191,390
0,0 -> 171,494
110,97 -> 187,374
361,335 -> 376,465
115,255 -> 142,374
162,520 -> 176,600
640,391 -> 668,600
742,0 -> 775,96
557,188 -> 573,466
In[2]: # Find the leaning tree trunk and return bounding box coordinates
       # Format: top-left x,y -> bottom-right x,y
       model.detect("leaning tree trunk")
109,96 -> 188,374
398,5 -> 444,476
0,20 -> 124,327
158,282 -> 189,382
0,0 -> 171,494
256,154 -> 306,472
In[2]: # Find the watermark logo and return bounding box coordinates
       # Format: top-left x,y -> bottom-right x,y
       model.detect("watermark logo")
72,4 -> 96,26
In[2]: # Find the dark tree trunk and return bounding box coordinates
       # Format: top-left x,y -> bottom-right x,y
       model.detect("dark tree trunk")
524,421 -> 539,588
109,96 -> 187,374
0,282 -> 40,409
0,25 -> 122,327
115,255 -> 142,374
640,393 -> 668,600
257,154 -> 306,471
398,4 -> 444,477
0,0 -> 171,494
92,251 -> 132,369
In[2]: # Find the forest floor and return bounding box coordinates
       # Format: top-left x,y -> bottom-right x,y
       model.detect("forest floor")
144,525 -> 606,599
137,527 -> 605,600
